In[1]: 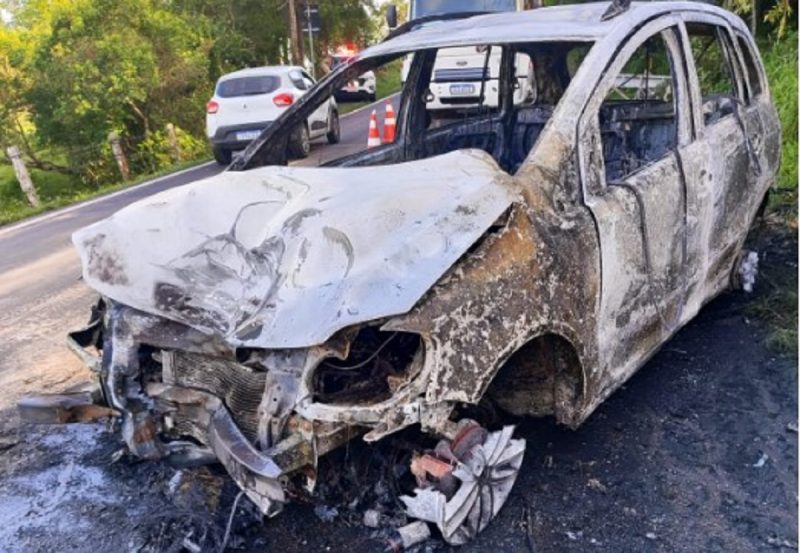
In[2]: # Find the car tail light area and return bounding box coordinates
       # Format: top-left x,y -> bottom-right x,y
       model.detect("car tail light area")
273,93 -> 295,107
206,100 -> 219,114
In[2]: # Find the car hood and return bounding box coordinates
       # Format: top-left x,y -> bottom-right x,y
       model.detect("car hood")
73,150 -> 516,348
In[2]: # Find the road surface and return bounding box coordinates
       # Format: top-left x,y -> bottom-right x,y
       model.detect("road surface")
0,97 -> 389,407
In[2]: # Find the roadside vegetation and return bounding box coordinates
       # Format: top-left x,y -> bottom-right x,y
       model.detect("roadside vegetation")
0,0 -> 379,225
749,28 -> 798,356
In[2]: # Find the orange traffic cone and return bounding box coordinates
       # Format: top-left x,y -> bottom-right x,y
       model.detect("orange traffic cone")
383,102 -> 396,143
367,110 -> 382,148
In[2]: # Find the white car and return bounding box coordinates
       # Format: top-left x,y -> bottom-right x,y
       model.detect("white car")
206,66 -> 340,164
331,55 -> 377,102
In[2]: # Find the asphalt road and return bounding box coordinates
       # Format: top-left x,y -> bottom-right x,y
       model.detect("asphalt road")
0,97 -> 389,402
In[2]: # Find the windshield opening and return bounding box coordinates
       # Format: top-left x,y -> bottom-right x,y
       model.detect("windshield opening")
234,40 -> 595,175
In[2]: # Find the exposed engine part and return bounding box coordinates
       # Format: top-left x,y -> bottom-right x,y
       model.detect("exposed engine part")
313,327 -> 424,405
401,422 -> 525,545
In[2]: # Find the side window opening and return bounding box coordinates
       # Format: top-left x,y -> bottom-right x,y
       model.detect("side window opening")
736,33 -> 764,101
599,31 -> 678,183
686,23 -> 739,124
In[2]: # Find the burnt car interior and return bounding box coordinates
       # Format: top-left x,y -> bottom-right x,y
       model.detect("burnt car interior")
687,22 -> 743,125
599,31 -> 678,182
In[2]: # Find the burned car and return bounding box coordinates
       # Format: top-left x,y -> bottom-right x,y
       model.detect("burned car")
20,1 -> 779,545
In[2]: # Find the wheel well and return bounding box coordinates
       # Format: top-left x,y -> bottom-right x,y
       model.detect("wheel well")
485,333 -> 584,424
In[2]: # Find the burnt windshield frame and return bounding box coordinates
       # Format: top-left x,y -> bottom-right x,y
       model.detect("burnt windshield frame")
231,53 -> 407,170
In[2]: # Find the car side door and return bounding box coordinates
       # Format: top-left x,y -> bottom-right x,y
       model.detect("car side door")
578,19 -> 693,379
301,71 -> 331,137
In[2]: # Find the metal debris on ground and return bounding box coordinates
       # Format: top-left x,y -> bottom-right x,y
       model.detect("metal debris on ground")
363,509 -> 382,528
314,505 -> 339,523
384,521 -> 432,552
401,423 -> 525,545
752,452 -> 769,468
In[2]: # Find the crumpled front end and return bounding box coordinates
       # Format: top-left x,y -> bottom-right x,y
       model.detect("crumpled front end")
20,298 -> 439,517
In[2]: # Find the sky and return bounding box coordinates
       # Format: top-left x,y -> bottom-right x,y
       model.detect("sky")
0,9 -> 11,23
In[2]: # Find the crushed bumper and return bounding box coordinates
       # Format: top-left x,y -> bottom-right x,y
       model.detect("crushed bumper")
17,311 -> 358,517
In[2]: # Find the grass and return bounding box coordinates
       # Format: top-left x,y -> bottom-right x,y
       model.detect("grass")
338,60 -> 404,115
747,32 -> 798,356
761,31 -> 798,219
745,222 -> 798,356
0,158 -> 210,227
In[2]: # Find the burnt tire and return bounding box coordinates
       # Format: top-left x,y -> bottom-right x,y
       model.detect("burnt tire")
288,124 -> 311,159
212,146 -> 232,166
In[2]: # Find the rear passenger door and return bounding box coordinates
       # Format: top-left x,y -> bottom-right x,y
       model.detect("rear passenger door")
578,20 -> 692,374
680,20 -> 761,295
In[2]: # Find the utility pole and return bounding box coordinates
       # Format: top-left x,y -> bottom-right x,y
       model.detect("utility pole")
305,3 -> 316,78
288,0 -> 304,66
6,146 -> 40,207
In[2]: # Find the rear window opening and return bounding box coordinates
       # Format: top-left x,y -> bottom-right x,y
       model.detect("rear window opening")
313,327 -> 424,405
217,76 -> 281,98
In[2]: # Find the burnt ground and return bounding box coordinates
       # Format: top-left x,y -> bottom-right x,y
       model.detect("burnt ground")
0,228 -> 796,553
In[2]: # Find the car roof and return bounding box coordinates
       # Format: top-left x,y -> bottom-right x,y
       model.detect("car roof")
218,66 -> 305,82
362,1 -> 748,57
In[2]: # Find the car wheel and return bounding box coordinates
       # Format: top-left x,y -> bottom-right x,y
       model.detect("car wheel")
212,146 -> 232,166
369,92 -> 377,103
288,124 -> 311,159
326,111 -> 341,145
401,421 -> 526,545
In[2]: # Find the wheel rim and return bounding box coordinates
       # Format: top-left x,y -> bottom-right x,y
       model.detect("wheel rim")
401,424 -> 526,545
301,127 -> 310,154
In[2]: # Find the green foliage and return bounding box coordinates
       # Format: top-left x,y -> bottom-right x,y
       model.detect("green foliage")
764,0 -> 794,38
133,126 -> 210,174
761,31 -> 798,216
25,0 -> 211,153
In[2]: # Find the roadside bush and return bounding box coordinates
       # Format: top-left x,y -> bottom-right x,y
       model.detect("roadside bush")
132,127 -> 209,175
761,31 -> 798,217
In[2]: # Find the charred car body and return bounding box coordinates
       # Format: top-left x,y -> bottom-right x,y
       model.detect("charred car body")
20,2 -> 779,544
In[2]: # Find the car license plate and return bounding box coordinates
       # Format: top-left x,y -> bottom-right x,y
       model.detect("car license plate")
449,84 -> 476,96
236,130 -> 261,142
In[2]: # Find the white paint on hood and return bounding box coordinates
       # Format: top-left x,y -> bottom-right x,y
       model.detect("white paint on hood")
73,150 -> 516,348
